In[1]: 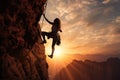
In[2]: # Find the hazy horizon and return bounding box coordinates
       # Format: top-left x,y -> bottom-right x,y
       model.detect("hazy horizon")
47,53 -> 120,80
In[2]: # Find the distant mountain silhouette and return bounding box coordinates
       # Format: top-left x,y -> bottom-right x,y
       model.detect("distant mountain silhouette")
54,57 -> 120,80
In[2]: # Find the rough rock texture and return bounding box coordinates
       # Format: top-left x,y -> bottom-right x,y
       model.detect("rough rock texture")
0,0 -> 48,80
54,57 -> 120,80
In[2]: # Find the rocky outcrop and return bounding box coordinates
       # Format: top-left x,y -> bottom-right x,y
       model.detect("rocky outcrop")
54,57 -> 120,80
0,0 -> 48,80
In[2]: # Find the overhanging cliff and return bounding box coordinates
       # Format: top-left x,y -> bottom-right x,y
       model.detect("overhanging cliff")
0,0 -> 48,80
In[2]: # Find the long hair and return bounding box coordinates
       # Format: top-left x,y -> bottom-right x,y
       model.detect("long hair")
54,18 -> 61,29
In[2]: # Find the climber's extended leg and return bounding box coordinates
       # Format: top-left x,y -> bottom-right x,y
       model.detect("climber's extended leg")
48,36 -> 57,58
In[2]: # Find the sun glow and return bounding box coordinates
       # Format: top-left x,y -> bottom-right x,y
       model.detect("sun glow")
44,38 -> 66,60
46,44 -> 76,80
54,46 -> 64,59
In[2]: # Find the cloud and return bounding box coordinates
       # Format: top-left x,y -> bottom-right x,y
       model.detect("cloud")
102,0 -> 111,4
115,16 -> 120,23
102,0 -> 119,4
99,42 -> 120,54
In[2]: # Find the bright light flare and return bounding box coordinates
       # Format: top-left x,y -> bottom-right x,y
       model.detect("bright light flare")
54,46 -> 64,59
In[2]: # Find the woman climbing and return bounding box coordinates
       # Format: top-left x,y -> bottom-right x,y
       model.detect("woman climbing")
41,14 -> 62,58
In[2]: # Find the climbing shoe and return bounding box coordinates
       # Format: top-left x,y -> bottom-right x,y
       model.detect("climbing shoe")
48,55 -> 53,58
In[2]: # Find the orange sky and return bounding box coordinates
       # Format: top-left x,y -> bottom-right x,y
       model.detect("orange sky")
40,0 -> 120,56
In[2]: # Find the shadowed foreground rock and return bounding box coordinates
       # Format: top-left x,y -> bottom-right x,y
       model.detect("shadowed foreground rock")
54,57 -> 120,80
0,0 -> 48,80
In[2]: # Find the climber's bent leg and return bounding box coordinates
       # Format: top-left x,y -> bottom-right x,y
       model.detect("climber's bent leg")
41,32 -> 49,44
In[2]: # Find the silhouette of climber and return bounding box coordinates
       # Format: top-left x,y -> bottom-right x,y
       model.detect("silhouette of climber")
41,14 -> 62,58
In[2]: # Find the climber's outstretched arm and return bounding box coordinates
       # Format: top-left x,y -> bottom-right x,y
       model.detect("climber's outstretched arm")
43,14 -> 53,25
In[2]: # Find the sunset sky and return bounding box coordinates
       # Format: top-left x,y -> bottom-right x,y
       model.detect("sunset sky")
41,0 -> 120,56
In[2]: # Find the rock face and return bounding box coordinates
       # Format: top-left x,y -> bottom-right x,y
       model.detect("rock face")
0,0 -> 48,80
54,57 -> 120,80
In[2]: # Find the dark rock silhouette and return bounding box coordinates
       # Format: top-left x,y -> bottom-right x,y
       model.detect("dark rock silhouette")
0,0 -> 48,80
54,57 -> 120,80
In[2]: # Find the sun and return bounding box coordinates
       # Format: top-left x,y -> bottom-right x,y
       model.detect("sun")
44,39 -> 64,57
45,45 -> 66,60
54,46 -> 63,59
